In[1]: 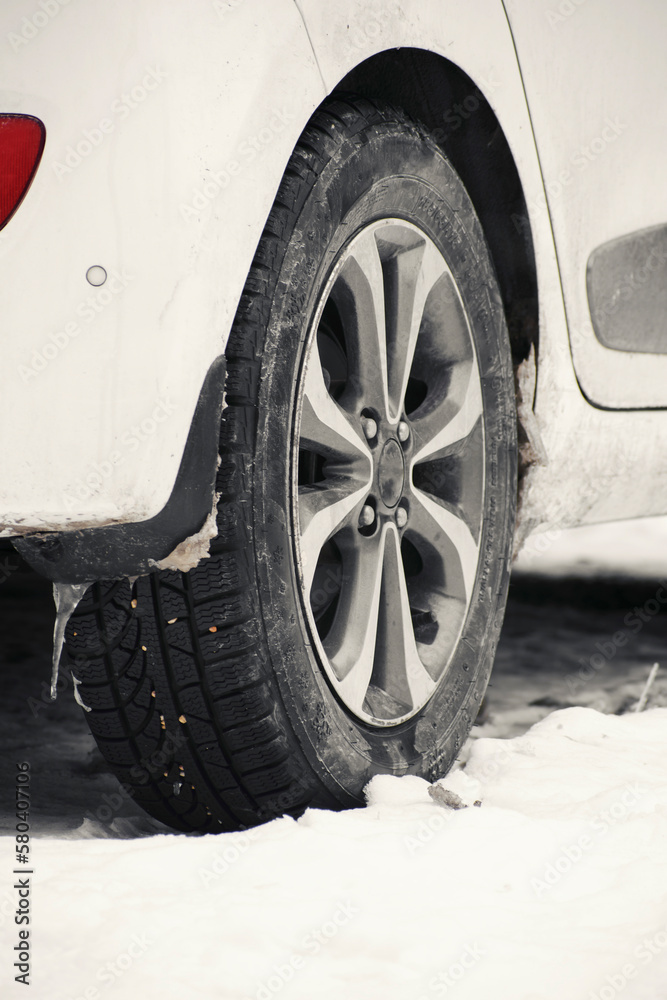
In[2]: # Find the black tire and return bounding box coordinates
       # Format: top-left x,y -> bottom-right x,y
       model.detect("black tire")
65,95 -> 517,833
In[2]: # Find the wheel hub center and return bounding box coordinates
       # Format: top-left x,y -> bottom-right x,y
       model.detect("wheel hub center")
377,438 -> 405,508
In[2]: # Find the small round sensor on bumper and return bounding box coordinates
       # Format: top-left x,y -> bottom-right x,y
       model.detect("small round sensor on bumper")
86,265 -> 107,286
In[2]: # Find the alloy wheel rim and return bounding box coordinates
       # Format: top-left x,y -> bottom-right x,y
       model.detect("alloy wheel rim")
293,219 -> 485,726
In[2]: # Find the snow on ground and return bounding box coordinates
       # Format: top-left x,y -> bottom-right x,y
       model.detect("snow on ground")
2,519 -> 667,1000
6,707 -> 667,1000
515,515 -> 667,579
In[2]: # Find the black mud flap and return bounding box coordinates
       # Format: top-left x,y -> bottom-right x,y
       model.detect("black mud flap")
13,356 -> 226,584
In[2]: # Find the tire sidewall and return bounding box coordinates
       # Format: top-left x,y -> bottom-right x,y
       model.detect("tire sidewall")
252,124 -> 516,800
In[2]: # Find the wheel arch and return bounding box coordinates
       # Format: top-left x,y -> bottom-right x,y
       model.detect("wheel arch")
334,47 -> 539,364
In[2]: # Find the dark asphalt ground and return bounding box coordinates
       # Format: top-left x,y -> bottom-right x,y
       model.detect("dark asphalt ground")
1,560 -> 666,837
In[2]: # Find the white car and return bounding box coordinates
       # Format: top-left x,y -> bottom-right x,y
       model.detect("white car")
2,0 -> 666,831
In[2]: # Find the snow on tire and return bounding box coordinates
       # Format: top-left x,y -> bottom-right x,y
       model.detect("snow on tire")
64,95 -> 517,832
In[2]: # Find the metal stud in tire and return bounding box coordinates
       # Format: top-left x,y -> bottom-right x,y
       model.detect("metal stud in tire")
65,95 -> 517,832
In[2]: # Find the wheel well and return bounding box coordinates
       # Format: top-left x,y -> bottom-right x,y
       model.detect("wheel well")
335,48 -> 538,363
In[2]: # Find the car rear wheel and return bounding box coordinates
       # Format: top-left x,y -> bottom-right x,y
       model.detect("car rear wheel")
65,95 -> 517,832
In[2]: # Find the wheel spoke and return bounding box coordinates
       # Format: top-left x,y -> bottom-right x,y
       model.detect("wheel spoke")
296,218 -> 491,727
300,341 -> 371,463
298,479 -> 370,595
338,228 -> 389,415
325,531 -> 385,715
407,487 -> 480,602
371,525 -> 436,711
386,239 -> 447,420
411,361 -> 483,464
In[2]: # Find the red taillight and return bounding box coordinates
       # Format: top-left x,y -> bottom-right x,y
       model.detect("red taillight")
0,115 -> 45,231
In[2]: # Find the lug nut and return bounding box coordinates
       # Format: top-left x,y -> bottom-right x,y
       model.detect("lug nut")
397,421 -> 410,443
361,416 -> 377,440
396,507 -> 408,528
359,504 -> 375,528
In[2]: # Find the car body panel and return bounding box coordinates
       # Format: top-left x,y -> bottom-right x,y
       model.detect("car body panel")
1,0 -> 667,560
503,0 -> 667,410
0,0 -> 324,533
293,0 -> 667,537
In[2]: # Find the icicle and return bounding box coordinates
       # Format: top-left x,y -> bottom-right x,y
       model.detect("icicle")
634,662 -> 660,713
50,582 -> 91,700
71,672 -> 92,713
